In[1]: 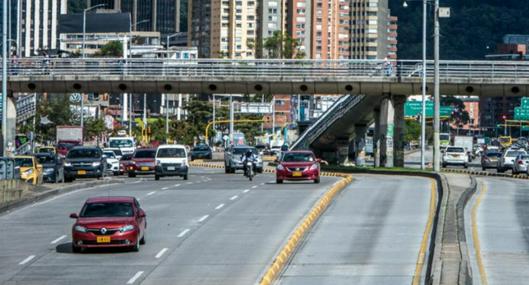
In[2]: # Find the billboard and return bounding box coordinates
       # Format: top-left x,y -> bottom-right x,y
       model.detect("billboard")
59,13 -> 131,34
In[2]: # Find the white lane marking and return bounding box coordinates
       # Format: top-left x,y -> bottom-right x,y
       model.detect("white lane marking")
50,235 -> 67,244
198,215 -> 209,222
230,195 -> 238,200
126,271 -> 144,284
174,184 -> 181,187
243,189 -> 250,193
260,182 -> 265,186
215,204 -> 224,210
186,182 -> 193,185
19,255 -> 35,265
146,191 -> 156,196
251,185 -> 258,189
268,180 -> 275,183
178,229 -> 190,238
155,248 -> 169,259
161,187 -> 169,190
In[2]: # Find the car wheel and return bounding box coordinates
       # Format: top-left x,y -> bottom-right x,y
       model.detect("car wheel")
55,173 -> 60,183
482,167 -> 486,171
314,177 -> 320,184
65,176 -> 73,183
257,168 -> 263,174
224,165 -> 229,173
183,174 -> 188,180
276,179 -> 283,184
155,175 -> 160,181
464,164 -> 468,169
128,172 -> 136,178
497,167 -> 504,173
442,163 -> 447,168
72,244 -> 82,253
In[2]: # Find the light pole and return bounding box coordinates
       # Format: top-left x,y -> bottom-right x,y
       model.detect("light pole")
433,0 -> 441,172
82,4 -> 106,58
166,32 -> 182,50
2,0 -> 8,155
212,94 -> 216,145
229,95 -> 234,145
165,94 -> 170,141
403,0 -> 428,170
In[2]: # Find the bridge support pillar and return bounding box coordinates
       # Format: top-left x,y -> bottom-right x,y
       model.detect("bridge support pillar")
355,124 -> 368,167
392,95 -> 407,167
378,96 -> 394,167
373,108 -> 381,167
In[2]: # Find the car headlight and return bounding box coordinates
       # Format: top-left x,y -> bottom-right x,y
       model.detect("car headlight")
64,162 -> 72,167
310,163 -> 319,170
119,224 -> 135,233
44,168 -> 54,173
156,160 -> 161,166
92,162 -> 101,167
74,225 -> 87,233
277,164 -> 284,171
24,169 -> 33,175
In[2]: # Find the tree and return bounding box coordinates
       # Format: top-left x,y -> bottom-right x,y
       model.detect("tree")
263,31 -> 304,59
96,41 -> 123,57
84,118 -> 106,141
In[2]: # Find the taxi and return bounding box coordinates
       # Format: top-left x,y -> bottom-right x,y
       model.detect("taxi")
14,155 -> 43,185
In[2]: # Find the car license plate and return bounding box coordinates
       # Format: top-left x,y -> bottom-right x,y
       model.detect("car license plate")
77,170 -> 86,175
168,166 -> 176,171
292,171 -> 302,177
141,166 -> 149,171
96,236 -> 111,243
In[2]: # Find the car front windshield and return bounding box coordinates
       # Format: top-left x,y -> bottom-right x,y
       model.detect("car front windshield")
80,202 -> 134,217
486,153 -> 501,158
193,146 -> 210,151
15,158 -> 33,167
282,153 -> 315,162
67,149 -> 101,159
233,148 -> 256,155
121,154 -> 133,161
109,139 -> 133,148
103,152 -> 116,159
157,148 -> 186,158
134,150 -> 156,158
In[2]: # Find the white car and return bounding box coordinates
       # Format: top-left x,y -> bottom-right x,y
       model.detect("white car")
498,149 -> 527,173
103,151 -> 120,176
155,144 -> 189,181
442,147 -> 468,168
513,154 -> 529,175
103,148 -> 123,160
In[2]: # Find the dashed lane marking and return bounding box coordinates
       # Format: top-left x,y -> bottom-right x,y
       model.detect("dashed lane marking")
50,235 -> 67,244
215,204 -> 224,210
178,229 -> 190,238
198,215 -> 209,222
126,271 -> 144,284
155,248 -> 169,259
146,191 -> 156,196
230,195 -> 238,200
19,255 -> 35,265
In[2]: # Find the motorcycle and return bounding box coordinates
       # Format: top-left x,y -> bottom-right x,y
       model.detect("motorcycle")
244,160 -> 255,181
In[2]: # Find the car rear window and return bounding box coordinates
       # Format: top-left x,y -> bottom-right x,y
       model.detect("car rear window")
282,153 -> 315,162
133,150 -> 156,158
446,147 -> 465,153
120,154 -> 133,161
157,148 -> 186,158
80,202 -> 134,217
193,145 -> 210,151
486,152 -> 501,158
521,155 -> 529,160
15,158 -> 33,167
233,148 -> 257,155
36,155 -> 55,164
506,151 -> 525,157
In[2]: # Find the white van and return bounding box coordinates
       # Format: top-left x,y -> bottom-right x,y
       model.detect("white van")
155,144 -> 189,180
108,137 -> 136,155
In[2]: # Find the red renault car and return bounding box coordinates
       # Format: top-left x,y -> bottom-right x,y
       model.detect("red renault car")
70,196 -> 147,252
127,148 -> 157,177
276,151 -> 321,184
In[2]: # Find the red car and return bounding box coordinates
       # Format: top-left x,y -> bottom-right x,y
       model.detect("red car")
119,153 -> 133,175
276,151 -> 321,184
70,196 -> 146,252
127,149 -> 156,177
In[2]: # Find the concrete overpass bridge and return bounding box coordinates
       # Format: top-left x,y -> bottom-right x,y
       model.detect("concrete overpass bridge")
3,58 -> 529,96
4,58 -> 529,167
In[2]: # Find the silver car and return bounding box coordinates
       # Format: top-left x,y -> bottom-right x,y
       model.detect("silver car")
498,149 -> 527,173
513,154 -> 529,175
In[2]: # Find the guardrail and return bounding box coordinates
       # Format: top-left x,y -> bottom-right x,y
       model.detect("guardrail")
0,180 -> 26,205
3,58 -> 529,80
291,95 -> 365,150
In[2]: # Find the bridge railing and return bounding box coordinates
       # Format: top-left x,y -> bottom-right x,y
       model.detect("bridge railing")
3,58 -> 529,80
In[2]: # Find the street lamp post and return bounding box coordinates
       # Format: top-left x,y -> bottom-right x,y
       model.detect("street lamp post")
433,0 -> 441,172
82,4 -> 106,58
2,0 -> 8,155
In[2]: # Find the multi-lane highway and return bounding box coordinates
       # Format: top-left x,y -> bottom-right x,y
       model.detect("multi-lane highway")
466,178 -> 529,285
278,175 -> 435,285
0,167 -> 435,285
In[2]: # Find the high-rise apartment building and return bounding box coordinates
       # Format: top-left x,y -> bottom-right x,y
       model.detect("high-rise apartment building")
286,0 -> 311,58
257,0 -> 286,58
189,0 -> 258,58
3,0 -> 68,57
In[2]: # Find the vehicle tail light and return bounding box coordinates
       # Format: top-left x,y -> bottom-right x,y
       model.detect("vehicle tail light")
518,160 -> 524,165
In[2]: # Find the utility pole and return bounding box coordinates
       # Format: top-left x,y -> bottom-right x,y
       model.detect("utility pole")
433,0 -> 441,172
212,94 -> 216,145
229,95 -> 234,145
420,0 -> 427,170
2,0 -> 8,155
165,94 -> 169,140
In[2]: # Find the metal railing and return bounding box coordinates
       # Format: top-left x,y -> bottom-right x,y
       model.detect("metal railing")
3,58 -> 529,80
291,95 -> 365,150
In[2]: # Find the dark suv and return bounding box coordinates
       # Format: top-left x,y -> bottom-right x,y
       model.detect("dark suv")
64,146 -> 106,182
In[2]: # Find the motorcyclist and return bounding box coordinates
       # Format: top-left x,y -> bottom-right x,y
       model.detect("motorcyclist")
241,150 -> 256,177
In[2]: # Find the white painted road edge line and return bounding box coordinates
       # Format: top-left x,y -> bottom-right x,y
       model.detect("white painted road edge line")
198,215 -> 209,222
230,195 -> 238,200
215,204 -> 224,210
251,185 -> 258,189
243,189 -> 250,193
178,229 -> 190,238
146,191 -> 156,196
155,248 -> 169,259
126,271 -> 144,284
186,182 -> 193,185
50,235 -> 67,244
174,184 -> 181,187
19,255 -> 35,265
161,187 -> 169,190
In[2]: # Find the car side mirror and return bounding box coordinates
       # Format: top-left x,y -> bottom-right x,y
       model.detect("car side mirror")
316,158 -> 322,163
138,210 -> 146,218
69,213 -> 78,219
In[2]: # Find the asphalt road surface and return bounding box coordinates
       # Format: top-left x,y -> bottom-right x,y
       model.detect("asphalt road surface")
0,167 -> 339,285
466,177 -> 529,285
278,175 -> 434,285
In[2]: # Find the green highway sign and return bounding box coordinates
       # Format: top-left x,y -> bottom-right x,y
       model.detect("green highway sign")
405,101 -> 453,118
514,97 -> 529,120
